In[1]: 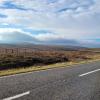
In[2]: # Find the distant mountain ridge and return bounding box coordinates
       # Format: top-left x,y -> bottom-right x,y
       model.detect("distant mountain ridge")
0,43 -> 86,51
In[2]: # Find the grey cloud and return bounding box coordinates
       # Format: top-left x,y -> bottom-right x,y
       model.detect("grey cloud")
0,31 -> 37,43
41,39 -> 80,45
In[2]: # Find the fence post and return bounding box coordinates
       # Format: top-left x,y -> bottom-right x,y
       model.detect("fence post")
5,48 -> 8,54
16,48 -> 19,56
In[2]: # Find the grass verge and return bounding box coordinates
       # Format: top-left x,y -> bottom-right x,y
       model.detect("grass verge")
0,58 -> 100,77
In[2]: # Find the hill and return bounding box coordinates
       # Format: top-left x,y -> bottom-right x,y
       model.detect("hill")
0,43 -> 86,51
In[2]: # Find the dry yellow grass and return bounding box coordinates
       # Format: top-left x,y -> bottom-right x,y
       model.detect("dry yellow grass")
0,48 -> 100,77
0,57 -> 100,77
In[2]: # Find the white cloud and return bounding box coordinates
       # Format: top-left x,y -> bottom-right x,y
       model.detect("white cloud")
0,28 -> 36,43
0,28 -> 34,37
0,0 -> 100,46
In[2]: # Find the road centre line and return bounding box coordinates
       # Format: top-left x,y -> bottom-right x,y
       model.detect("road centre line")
79,69 -> 100,77
3,91 -> 30,100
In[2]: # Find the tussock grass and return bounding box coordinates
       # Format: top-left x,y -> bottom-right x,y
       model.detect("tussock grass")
0,49 -> 100,77
0,58 -> 100,77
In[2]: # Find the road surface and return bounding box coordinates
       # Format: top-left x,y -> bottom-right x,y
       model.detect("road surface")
0,61 -> 100,100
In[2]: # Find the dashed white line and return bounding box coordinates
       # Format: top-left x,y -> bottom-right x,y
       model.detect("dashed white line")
79,69 -> 100,77
3,91 -> 30,100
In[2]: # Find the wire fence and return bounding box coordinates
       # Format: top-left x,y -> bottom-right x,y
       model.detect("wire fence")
0,48 -> 35,57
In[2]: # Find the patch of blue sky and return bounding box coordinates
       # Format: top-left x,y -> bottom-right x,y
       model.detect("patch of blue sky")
0,24 -> 20,27
23,28 -> 51,35
85,38 -> 100,43
76,0 -> 95,6
57,7 -> 77,12
93,39 -> 100,42
57,0 -> 94,13
0,24 -> 49,35
0,1 -> 27,11
47,0 -> 58,3
0,13 -> 7,18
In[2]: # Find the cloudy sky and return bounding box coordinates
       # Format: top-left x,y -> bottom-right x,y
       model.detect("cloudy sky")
0,0 -> 100,47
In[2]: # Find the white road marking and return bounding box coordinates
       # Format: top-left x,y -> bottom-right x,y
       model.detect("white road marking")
0,61 -> 98,79
3,91 -> 30,100
79,69 -> 100,77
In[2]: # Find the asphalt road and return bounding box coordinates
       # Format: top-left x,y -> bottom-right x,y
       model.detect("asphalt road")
0,61 -> 100,100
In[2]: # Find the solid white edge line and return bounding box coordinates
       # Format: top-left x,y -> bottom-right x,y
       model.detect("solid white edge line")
3,91 -> 30,100
79,69 -> 100,77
